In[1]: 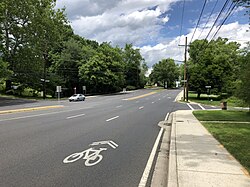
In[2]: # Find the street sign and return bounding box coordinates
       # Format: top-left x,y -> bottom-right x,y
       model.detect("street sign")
205,86 -> 211,89
56,86 -> 62,92
83,86 -> 86,91
181,80 -> 187,83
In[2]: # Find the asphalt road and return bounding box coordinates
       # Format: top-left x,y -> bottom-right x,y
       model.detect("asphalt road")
0,89 -> 189,187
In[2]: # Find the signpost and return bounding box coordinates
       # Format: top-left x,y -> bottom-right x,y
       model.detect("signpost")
205,86 -> 211,101
83,86 -> 86,95
56,86 -> 62,101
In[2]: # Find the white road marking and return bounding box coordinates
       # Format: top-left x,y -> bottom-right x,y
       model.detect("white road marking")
152,101 -> 155,104
106,116 -> 119,122
66,114 -> 85,119
136,101 -> 140,103
116,105 -> 123,108
198,104 -> 205,110
168,97 -> 171,99
138,127 -> 164,187
187,103 -> 194,110
90,140 -> 119,149
0,107 -> 92,122
158,98 -> 161,101
139,106 -> 144,110
165,112 -> 170,121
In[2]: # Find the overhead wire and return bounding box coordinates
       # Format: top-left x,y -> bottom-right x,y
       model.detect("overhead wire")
198,0 -> 219,40
209,1 -> 238,41
203,0 -> 231,41
190,0 -> 208,43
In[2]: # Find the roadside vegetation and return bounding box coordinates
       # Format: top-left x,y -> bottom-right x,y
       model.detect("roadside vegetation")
188,92 -> 248,108
193,110 -> 250,173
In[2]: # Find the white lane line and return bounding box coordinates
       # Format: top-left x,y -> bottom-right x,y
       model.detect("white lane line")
168,97 -> 171,99
66,114 -> 85,119
165,112 -> 170,121
187,103 -> 194,110
106,116 -> 119,122
198,104 -> 205,110
158,98 -> 161,101
138,127 -> 164,187
116,105 -> 123,108
152,101 -> 155,104
0,107 -> 91,122
139,106 -> 144,110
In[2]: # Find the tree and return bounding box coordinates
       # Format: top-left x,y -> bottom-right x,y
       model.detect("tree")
188,38 -> 240,98
150,58 -> 179,88
236,47 -> 250,108
79,43 -> 125,93
123,44 -> 144,88
0,0 -> 69,97
0,58 -> 12,80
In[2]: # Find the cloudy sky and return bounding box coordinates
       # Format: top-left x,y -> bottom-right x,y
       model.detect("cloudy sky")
56,0 -> 250,69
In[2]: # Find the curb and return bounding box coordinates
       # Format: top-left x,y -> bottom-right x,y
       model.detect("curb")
167,111 -> 178,187
0,105 -> 64,114
150,113 -> 173,187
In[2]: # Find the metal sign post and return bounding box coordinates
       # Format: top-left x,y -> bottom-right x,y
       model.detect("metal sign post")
56,86 -> 62,101
83,86 -> 86,95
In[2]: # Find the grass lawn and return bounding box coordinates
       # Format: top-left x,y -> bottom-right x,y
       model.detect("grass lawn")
193,110 -> 250,122
193,110 -> 250,173
188,92 -> 248,107
202,122 -> 250,173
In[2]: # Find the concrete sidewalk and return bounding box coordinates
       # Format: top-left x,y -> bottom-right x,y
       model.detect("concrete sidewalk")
168,110 -> 250,187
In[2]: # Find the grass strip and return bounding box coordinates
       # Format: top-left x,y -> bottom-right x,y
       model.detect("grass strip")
202,122 -> 250,173
193,110 -> 250,122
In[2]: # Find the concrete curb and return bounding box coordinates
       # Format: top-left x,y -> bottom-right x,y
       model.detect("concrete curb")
150,113 -> 173,187
167,112 -> 178,187
0,105 -> 64,114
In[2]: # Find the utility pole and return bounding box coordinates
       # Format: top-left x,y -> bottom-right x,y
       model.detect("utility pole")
179,37 -> 189,102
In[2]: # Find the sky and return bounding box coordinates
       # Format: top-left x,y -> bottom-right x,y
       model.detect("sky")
55,0 -> 250,71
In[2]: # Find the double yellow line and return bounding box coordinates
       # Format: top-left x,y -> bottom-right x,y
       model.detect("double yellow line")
123,92 -> 157,101
0,105 -> 64,114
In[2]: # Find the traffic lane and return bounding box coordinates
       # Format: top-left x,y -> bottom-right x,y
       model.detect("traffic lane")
0,93 -> 164,187
0,89 -> 184,186
0,92 -> 159,179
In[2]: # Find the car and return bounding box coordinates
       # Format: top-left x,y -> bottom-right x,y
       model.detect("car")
69,94 -> 85,102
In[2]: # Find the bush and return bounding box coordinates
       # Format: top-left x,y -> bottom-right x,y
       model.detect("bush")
126,85 -> 136,91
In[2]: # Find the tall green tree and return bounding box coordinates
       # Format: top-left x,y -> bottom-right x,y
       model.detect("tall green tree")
123,44 -> 144,88
188,38 -> 240,98
0,0 -> 69,96
150,58 -> 179,88
79,42 -> 125,93
236,46 -> 250,108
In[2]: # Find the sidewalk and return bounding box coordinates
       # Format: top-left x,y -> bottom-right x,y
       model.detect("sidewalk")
168,110 -> 250,187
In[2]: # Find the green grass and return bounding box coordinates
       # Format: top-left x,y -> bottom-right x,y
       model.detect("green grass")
202,122 -> 250,172
193,110 -> 250,172
188,92 -> 248,107
193,110 -> 250,122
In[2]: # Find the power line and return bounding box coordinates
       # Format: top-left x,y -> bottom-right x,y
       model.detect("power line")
210,1 -> 238,41
198,0 -> 219,39
190,0 -> 208,43
204,0 -> 231,41
179,0 -> 186,45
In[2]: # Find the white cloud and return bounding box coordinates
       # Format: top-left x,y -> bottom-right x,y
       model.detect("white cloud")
140,22 -> 250,68
56,0 -> 249,71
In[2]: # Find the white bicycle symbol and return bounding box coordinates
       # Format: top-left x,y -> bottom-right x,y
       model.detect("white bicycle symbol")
63,147 -> 107,166
63,140 -> 118,167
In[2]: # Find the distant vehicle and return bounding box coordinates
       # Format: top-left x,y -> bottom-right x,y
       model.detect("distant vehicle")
69,94 -> 85,102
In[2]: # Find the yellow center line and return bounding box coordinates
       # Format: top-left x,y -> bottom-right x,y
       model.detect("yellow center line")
123,92 -> 157,101
0,105 -> 64,114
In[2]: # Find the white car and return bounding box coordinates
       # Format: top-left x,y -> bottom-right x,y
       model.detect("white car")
69,94 -> 85,102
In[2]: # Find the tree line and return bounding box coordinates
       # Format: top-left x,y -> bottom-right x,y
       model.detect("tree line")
0,0 -> 147,97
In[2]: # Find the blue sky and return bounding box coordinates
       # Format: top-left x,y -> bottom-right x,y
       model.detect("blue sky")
56,0 -> 250,68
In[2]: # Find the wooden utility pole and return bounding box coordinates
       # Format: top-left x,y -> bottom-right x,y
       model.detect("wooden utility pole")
179,37 -> 189,102
184,37 -> 188,102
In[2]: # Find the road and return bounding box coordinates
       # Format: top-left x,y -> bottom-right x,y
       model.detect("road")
0,89 -> 188,187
